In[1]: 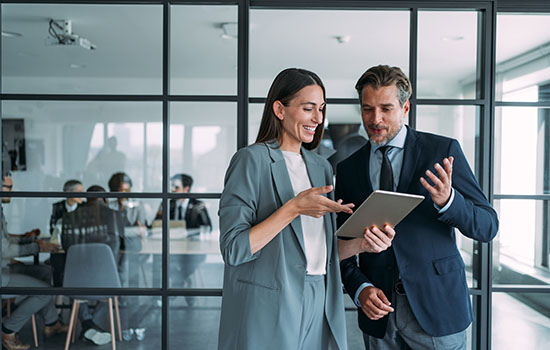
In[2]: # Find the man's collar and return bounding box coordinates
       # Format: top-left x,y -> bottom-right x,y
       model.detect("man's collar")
65,201 -> 78,212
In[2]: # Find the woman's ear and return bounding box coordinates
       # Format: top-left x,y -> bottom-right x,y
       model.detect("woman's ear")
273,100 -> 284,121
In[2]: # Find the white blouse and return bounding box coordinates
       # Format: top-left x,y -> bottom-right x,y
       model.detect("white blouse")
282,150 -> 327,275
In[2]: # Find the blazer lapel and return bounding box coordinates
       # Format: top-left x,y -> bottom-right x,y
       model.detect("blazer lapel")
301,148 -> 333,262
266,141 -> 306,257
397,127 -> 421,193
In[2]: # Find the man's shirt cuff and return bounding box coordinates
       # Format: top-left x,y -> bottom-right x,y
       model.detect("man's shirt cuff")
435,188 -> 455,214
354,282 -> 374,307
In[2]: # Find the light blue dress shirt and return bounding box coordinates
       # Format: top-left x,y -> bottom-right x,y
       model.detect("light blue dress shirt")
353,126 -> 455,306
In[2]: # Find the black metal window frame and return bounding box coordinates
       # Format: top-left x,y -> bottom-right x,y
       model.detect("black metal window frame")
1,1 -> 549,349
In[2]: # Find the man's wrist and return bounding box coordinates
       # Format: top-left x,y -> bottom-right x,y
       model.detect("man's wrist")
354,282 -> 373,307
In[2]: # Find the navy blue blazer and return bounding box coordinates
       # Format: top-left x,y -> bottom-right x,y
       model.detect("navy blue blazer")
337,127 -> 499,338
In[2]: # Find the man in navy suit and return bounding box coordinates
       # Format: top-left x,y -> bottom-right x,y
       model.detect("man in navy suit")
337,65 -> 499,350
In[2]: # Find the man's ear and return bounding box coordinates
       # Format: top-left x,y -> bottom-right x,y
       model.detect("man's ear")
273,100 -> 285,121
402,99 -> 410,117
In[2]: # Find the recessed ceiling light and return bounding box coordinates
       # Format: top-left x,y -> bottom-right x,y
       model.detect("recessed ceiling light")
441,35 -> 464,42
1,31 -> 23,38
334,35 -> 351,44
70,63 -> 86,69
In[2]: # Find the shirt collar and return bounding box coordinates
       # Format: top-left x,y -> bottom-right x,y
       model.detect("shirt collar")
371,125 -> 408,153
65,201 -> 78,212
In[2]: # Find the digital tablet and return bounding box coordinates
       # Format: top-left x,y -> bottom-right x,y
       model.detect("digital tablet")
335,190 -> 425,238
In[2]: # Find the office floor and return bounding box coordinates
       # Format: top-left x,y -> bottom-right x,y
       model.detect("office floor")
12,263 -> 550,349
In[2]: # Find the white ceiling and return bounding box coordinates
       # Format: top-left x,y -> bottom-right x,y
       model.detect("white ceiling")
1,4 -> 549,97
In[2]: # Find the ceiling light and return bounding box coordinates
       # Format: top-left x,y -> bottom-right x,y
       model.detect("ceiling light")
70,63 -> 86,69
441,35 -> 464,42
220,22 -> 237,40
1,31 -> 23,38
334,35 -> 351,44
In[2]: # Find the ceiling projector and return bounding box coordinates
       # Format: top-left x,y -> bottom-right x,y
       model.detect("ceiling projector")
46,19 -> 97,50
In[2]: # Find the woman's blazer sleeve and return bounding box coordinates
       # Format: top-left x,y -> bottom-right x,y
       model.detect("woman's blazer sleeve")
219,147 -> 262,267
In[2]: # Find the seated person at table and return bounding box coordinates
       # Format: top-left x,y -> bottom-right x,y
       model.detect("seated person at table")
155,174 -> 212,298
107,172 -> 146,230
49,180 -> 84,235
107,172 -> 146,288
1,173 -> 68,350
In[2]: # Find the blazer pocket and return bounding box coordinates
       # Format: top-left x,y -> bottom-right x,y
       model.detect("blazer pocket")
432,255 -> 465,275
236,278 -> 278,291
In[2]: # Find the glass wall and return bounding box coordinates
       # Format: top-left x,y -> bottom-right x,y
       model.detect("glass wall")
492,11 -> 550,350
493,16 -> 550,280
417,11 -> 480,99
249,9 -> 410,98
492,292 -> 550,350
2,2 -> 549,350
1,4 -> 163,95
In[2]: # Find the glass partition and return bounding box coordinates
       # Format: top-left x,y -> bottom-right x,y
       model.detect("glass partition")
1,196 -> 162,289
1,3 -> 163,94
169,102 -> 237,193
417,11 -> 479,99
169,297 -> 221,349
496,14 -> 550,102
249,9 -> 410,98
493,199 -> 550,285
492,292 -> 550,350
170,5 -> 238,95
494,107 -> 550,195
1,101 -> 163,192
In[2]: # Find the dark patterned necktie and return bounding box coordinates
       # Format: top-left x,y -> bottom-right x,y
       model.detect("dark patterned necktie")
378,146 -> 394,191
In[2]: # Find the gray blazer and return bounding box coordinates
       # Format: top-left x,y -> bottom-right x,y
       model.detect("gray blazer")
218,140 -> 347,350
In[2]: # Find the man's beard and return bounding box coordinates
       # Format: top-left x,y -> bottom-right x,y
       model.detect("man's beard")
367,120 -> 404,146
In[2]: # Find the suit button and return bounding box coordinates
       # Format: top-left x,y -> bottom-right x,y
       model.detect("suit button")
387,266 -> 392,271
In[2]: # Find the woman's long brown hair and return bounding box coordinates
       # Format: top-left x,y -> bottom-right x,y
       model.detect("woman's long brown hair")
255,68 -> 326,150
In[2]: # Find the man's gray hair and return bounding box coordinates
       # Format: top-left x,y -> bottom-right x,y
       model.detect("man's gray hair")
355,65 -> 412,107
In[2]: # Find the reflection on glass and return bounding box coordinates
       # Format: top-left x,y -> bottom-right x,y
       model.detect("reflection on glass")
1,101 -> 163,192
250,9 -> 409,98
416,105 -> 479,168
1,196 -> 162,289
492,293 -> 550,350
417,11 -> 479,99
169,297 -> 221,349
170,5 -> 238,95
170,102 -> 237,193
0,295 -> 159,348
496,14 -> 550,102
494,107 -> 550,195
1,4 -> 162,94
492,199 -> 549,285
153,194 -> 222,289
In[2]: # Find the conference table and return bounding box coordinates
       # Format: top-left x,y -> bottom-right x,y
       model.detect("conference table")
140,227 -> 220,255
127,227 -> 221,288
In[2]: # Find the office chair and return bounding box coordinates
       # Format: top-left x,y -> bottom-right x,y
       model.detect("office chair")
62,243 -> 122,350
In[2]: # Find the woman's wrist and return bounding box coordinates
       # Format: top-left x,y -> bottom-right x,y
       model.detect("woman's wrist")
283,198 -> 300,219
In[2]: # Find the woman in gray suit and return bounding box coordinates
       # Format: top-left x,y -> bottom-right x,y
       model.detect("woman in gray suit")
218,68 -> 395,350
